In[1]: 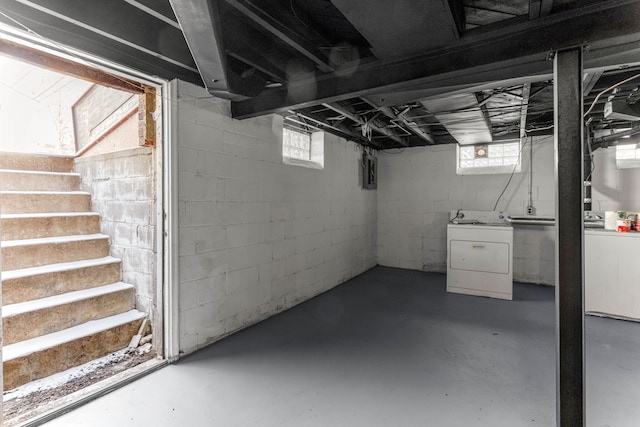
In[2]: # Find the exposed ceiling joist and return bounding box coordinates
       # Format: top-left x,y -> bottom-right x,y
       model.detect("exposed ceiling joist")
223,23 -> 292,83
0,0 -> 202,84
288,110 -> 385,149
11,0 -> 195,66
232,0 -> 640,119
224,0 -> 333,73
529,0 -> 553,20
331,0 -> 460,59
583,71 -> 603,96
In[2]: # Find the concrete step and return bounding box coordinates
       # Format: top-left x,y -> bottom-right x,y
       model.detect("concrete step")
3,282 -> 136,346
1,234 -> 110,271
3,310 -> 146,391
0,152 -> 74,172
1,212 -> 101,241
0,191 -> 91,214
2,257 -> 122,305
0,169 -> 81,191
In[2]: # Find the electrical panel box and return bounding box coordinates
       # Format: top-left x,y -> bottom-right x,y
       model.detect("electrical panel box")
362,153 -> 377,189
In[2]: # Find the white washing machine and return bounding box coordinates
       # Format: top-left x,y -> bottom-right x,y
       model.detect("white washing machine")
446,210 -> 513,300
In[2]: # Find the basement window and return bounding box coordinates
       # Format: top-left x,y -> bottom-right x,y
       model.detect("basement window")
615,143 -> 640,169
282,127 -> 324,169
456,141 -> 521,175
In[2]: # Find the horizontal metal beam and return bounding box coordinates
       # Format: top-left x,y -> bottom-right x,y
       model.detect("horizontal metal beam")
232,0 -> 640,118
169,0 -> 230,96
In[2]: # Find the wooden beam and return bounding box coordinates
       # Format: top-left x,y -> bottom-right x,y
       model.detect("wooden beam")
0,38 -> 144,94
139,86 -> 157,147
232,0 -> 640,118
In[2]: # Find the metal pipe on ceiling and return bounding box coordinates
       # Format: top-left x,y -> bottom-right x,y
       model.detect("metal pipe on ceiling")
361,97 -> 434,145
322,102 -> 407,146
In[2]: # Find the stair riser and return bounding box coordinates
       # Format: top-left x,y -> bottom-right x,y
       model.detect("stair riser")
2,261 -> 121,305
0,193 -> 91,214
1,215 -> 100,240
3,318 -> 143,391
0,153 -> 73,173
1,238 -> 109,271
0,172 -> 80,191
3,288 -> 135,345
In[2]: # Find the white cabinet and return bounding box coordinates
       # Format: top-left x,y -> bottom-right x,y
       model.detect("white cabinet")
447,224 -> 513,300
585,229 -> 640,320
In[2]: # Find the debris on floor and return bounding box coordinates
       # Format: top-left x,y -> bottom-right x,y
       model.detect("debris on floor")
3,346 -> 157,423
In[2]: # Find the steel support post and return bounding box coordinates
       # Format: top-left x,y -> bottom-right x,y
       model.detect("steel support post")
554,47 -> 585,426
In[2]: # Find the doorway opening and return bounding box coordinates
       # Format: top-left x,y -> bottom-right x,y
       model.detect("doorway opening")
0,37 -> 166,424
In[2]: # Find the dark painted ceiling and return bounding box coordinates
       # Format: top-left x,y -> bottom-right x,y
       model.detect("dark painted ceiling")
1,0 -> 640,149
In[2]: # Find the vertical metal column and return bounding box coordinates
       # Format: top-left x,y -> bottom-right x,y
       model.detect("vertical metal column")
554,48 -> 585,426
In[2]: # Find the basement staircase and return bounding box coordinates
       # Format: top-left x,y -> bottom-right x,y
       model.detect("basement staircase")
0,152 -> 146,391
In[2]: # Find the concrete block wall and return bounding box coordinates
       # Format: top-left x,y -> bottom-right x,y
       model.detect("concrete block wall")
377,135 -> 640,285
74,147 -> 157,316
176,81 -> 377,355
377,136 -> 556,284
591,145 -> 640,212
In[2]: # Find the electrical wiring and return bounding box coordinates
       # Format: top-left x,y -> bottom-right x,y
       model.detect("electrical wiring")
525,124 -> 554,133
585,134 -> 596,182
584,73 -> 640,118
492,137 -> 529,211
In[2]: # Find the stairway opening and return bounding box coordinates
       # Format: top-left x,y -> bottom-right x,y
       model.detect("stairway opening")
0,42 -> 165,424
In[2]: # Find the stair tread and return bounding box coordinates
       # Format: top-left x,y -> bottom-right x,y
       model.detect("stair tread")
1,212 -> 99,219
0,169 -> 80,177
3,282 -> 134,317
3,310 -> 146,361
1,233 -> 109,248
0,190 -> 89,195
0,256 -> 121,280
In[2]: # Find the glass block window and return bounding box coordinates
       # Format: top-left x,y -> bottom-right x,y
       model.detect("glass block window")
615,143 -> 640,169
282,127 -> 324,169
457,141 -> 521,175
283,128 -> 311,161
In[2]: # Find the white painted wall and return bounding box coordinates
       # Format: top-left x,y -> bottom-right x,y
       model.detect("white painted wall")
175,81 -> 377,355
591,145 -> 640,212
377,135 -> 640,285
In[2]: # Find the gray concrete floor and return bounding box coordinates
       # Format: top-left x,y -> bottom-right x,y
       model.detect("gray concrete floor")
44,266 -> 640,426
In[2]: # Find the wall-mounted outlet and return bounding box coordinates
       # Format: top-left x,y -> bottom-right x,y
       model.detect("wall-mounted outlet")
526,205 -> 536,216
